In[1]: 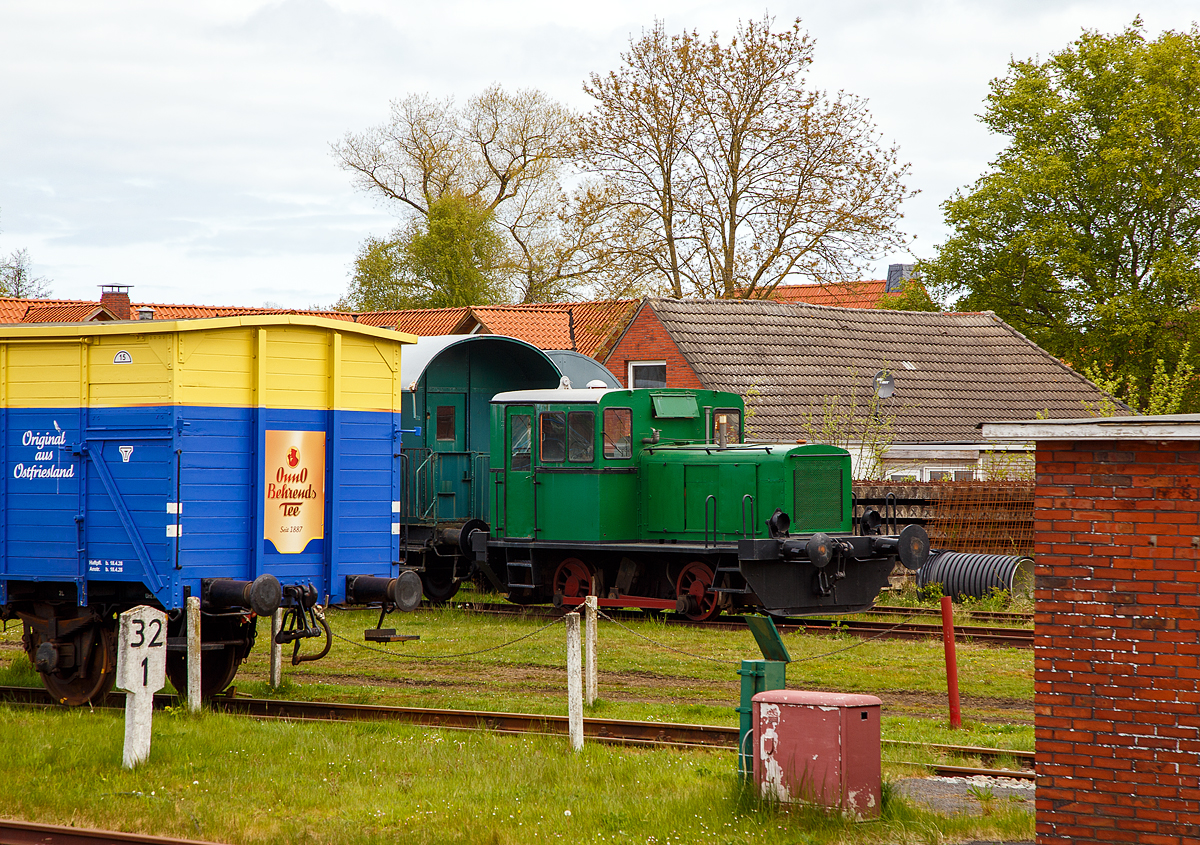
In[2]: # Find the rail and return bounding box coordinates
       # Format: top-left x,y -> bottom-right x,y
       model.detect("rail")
0,820 -> 224,845
0,685 -> 1033,781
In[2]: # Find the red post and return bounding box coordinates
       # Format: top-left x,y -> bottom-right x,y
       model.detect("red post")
940,595 -> 962,729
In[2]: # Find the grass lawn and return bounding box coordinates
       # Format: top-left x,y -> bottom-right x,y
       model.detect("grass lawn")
0,598 -> 1034,843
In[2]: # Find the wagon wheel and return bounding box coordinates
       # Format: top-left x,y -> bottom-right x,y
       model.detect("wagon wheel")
676,561 -> 720,622
553,557 -> 595,600
421,568 -> 461,604
33,623 -> 117,706
165,615 -> 253,700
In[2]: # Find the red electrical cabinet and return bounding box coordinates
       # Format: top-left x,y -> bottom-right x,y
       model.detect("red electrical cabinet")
751,690 -> 883,818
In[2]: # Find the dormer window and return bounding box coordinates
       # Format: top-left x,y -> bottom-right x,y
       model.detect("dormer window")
628,360 -> 667,388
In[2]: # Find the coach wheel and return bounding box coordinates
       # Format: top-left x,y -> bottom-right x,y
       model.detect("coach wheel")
553,557 -> 595,600
32,622 -> 116,706
676,561 -> 720,622
165,614 -> 253,700
420,568 -> 461,604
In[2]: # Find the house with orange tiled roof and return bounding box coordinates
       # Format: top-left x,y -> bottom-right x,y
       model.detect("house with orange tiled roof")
445,300 -> 639,356
390,307 -> 472,335
758,264 -> 918,308
22,302 -> 121,322
0,271 -> 909,363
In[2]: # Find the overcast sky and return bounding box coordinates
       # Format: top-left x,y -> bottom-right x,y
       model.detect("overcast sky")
1,1 -> 1196,309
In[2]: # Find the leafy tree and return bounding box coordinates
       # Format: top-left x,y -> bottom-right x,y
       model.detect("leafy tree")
336,195 -> 507,311
874,279 -> 940,312
1084,344 -> 1196,415
578,17 -> 913,299
921,20 -> 1200,412
334,86 -> 611,303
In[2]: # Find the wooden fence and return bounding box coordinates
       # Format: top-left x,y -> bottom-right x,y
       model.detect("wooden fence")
853,480 -> 1034,557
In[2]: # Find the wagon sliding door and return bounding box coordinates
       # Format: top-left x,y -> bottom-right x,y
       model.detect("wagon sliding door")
81,430 -> 175,603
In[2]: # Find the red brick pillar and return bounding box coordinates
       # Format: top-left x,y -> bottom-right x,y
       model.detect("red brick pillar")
1034,439 -> 1200,843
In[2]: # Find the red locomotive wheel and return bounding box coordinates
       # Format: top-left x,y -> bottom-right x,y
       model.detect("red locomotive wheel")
676,561 -> 720,622
553,558 -> 595,599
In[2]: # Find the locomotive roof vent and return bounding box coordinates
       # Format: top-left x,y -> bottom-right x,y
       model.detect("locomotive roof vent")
586,379 -> 607,389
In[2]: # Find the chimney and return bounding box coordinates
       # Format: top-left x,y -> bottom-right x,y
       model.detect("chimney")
885,264 -> 914,293
100,284 -> 132,320
137,306 -> 155,321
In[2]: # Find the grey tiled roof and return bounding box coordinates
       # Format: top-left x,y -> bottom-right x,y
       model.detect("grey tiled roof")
647,298 -> 1122,444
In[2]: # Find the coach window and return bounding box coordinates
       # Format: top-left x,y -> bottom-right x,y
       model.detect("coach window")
628,360 -> 667,388
436,406 -> 456,441
568,411 -> 595,462
540,412 -> 566,463
511,415 -> 531,471
603,407 -> 632,459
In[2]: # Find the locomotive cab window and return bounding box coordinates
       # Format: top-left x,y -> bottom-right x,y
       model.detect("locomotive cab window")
510,415 -> 532,471
603,407 -> 632,459
540,412 -> 566,463
436,405 -> 456,441
568,411 -> 594,462
713,409 -> 741,444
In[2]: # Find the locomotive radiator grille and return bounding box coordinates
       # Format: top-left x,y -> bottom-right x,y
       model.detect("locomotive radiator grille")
793,460 -> 845,533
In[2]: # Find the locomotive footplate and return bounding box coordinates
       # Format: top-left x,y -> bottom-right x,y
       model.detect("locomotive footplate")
554,595 -> 678,611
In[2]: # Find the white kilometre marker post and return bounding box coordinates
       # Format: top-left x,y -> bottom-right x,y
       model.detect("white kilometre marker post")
270,607 -> 284,688
186,596 -> 201,711
565,612 -> 584,751
115,605 -> 168,769
584,595 -> 598,706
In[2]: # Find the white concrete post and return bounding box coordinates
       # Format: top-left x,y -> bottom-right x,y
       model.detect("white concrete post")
270,608 -> 284,688
565,612 -> 583,751
584,595 -> 598,706
116,606 -> 168,769
185,595 -> 201,711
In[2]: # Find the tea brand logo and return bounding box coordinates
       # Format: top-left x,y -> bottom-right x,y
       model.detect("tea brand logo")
264,430 -> 326,553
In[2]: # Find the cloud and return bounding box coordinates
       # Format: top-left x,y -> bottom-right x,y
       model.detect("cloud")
2,0 -> 1198,304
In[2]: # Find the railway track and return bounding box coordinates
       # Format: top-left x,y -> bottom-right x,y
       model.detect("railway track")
416,602 -> 1034,647
0,819 -> 223,845
871,604 -> 1033,625
781,617 -> 1033,647
0,684 -> 1033,780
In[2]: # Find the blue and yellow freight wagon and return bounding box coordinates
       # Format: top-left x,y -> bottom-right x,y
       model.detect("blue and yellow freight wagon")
0,315 -> 420,703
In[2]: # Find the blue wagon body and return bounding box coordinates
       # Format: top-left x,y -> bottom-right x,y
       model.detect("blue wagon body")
0,316 -> 416,702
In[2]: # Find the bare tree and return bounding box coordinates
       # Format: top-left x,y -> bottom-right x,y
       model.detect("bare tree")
579,17 -> 914,299
334,86 -> 604,303
0,248 -> 52,298
579,22 -> 705,297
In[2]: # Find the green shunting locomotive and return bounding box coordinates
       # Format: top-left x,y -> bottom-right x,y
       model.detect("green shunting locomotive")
463,385 -> 930,621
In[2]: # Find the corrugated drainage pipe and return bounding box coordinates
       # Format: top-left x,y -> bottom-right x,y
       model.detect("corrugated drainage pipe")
917,551 -> 1034,600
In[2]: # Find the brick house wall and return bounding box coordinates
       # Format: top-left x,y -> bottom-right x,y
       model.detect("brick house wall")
1034,438 -> 1200,844
603,302 -> 703,389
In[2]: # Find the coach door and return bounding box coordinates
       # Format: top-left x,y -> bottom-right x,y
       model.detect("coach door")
504,406 -> 535,538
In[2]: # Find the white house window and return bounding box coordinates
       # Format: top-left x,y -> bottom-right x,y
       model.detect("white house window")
888,467 -> 977,482
927,468 -> 977,482
628,360 -> 667,388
